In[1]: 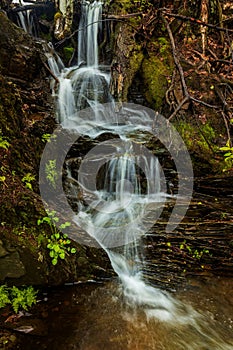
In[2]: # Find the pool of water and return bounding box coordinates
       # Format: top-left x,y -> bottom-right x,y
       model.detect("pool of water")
2,276 -> 232,350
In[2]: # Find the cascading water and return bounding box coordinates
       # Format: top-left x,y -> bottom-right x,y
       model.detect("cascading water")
11,0 -> 38,37
53,0 -> 178,318
56,0 -> 113,129
77,0 -> 102,67
44,1 -> 233,348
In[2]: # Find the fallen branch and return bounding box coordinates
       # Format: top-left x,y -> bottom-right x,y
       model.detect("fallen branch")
161,8 -> 233,34
190,97 -> 218,109
9,4 -> 50,13
104,12 -> 142,19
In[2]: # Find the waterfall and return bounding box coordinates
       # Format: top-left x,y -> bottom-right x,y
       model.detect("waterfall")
56,0 -> 112,128
78,0 -> 102,67
11,0 -> 38,37
53,0 -> 179,319
74,148 -> 189,323
75,140 -> 166,247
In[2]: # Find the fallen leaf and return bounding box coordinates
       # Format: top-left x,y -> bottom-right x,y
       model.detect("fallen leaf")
14,325 -> 34,334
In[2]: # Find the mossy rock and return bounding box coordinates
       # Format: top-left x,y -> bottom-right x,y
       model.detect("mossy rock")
174,120 -> 226,175
63,46 -> 74,63
141,56 -> 171,111
123,49 -> 144,101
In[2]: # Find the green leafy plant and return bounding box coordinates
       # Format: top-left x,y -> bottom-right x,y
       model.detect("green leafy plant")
0,285 -> 11,309
0,176 -> 6,183
0,285 -> 37,313
219,139 -> 233,171
0,134 -> 10,150
179,240 -> 210,260
45,160 -> 58,189
22,173 -> 36,190
41,133 -> 57,143
11,286 -> 37,313
46,232 -> 76,265
37,211 -> 76,265
42,133 -> 51,143
63,47 -> 74,62
220,139 -> 233,162
134,0 -> 152,11
192,248 -> 210,260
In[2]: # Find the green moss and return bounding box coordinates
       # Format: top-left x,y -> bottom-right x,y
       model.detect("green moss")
174,120 -> 227,173
176,121 -> 217,152
123,49 -> 144,100
141,56 -> 171,110
63,47 -> 74,63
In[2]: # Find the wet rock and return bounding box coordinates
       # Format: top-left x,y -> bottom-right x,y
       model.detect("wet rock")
0,251 -> 25,281
0,13 -> 45,81
0,240 -> 8,257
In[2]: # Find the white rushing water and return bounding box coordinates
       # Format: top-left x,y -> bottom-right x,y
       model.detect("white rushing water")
50,1 -> 179,319
44,2 -> 233,348
12,0 -> 38,36
78,0 -> 103,67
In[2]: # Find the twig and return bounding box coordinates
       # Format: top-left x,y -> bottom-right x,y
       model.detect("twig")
42,61 -> 59,84
212,59 -> 233,65
165,70 -> 176,109
221,111 -> 231,144
215,86 -> 229,110
190,97 -> 218,109
207,48 -> 219,60
163,16 -> 189,98
168,97 -> 189,121
9,3 -> 49,12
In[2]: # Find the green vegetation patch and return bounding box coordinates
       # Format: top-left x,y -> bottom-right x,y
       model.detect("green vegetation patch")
0,285 -> 38,314
142,56 -> 171,110
176,121 -> 217,153
63,47 -> 74,63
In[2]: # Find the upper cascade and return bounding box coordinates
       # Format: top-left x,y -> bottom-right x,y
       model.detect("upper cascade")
54,0 -> 114,130
78,0 -> 103,67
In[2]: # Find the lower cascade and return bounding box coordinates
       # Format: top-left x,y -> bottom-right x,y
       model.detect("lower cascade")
40,1 -> 233,349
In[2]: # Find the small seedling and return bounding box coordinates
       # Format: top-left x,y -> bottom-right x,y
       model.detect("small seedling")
37,211 -> 76,265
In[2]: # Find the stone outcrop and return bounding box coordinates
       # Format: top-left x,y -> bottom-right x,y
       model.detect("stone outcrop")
0,12 -> 44,81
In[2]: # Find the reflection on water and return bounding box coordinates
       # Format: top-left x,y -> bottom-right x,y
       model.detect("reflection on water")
17,277 -> 233,350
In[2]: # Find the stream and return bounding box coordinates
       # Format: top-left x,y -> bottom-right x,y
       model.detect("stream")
1,274 -> 233,349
